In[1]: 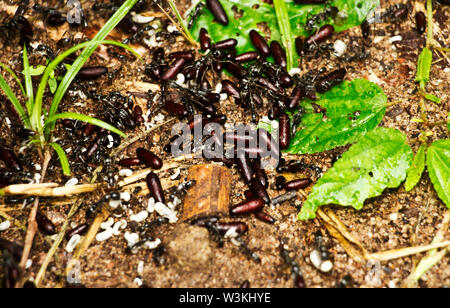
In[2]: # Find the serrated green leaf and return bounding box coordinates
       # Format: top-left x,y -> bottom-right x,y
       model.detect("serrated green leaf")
405,144 -> 426,191
416,47 -> 432,88
287,79 -> 387,154
190,0 -> 378,59
299,127 -> 413,220
426,139 -> 450,208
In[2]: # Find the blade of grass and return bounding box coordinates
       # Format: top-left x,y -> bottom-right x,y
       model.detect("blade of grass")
49,0 -> 139,122
0,74 -> 29,128
22,46 -> 34,119
45,112 -> 126,138
32,39 -> 140,139
166,0 -> 197,46
0,62 -> 26,96
48,142 -> 71,176
273,0 -> 295,71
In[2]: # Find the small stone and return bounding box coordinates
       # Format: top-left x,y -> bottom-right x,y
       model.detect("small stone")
167,225 -> 214,272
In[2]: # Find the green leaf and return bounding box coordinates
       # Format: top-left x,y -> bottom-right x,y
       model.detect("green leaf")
299,127 -> 413,220
422,92 -> 441,104
50,0 -> 140,115
426,139 -> 450,208
190,0 -> 378,58
416,47 -> 432,88
45,112 -> 127,138
273,0 -> 294,71
0,62 -> 26,96
22,46 -> 34,119
48,142 -> 71,176
33,39 -> 141,138
48,76 -> 57,94
23,65 -> 46,76
0,73 -> 29,127
287,79 -> 387,154
405,144 -> 426,191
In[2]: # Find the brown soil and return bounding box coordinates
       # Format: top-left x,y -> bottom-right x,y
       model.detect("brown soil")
0,0 -> 448,288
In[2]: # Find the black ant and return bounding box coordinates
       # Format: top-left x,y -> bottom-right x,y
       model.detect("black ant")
305,6 -> 339,33
187,2 -> 205,29
1,250 -> 21,288
126,217 -> 169,254
0,0 -> 33,46
382,3 -> 408,23
122,25 -> 153,45
34,44 -> 68,75
32,4 -> 66,27
279,241 -> 306,288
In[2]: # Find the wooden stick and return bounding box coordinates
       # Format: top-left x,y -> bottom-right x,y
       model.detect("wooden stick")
1,183 -> 101,197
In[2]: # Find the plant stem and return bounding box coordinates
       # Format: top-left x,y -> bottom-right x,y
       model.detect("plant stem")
18,149 -> 52,278
162,0 -> 198,47
273,0 -> 295,71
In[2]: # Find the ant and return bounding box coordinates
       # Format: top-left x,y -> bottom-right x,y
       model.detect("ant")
0,0 -> 33,46
187,2 -> 205,29
34,44 -> 68,75
382,3 -> 408,23
1,250 -> 21,288
279,241 -> 306,288
32,4 -> 66,27
305,6 -> 339,33
126,217 -> 169,254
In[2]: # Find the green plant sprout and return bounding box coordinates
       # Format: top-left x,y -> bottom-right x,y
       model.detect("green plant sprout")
0,0 -> 142,176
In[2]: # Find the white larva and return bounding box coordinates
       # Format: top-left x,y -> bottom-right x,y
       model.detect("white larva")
309,250 -> 322,269
96,228 -> 114,242
65,234 -> 82,253
0,220 -> 11,231
130,210 -> 149,223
